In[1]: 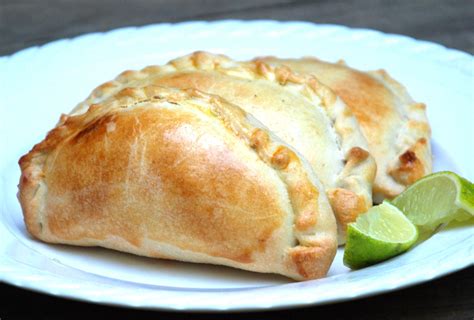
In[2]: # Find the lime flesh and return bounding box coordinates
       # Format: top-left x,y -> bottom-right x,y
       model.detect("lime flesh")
392,171 -> 474,232
343,202 -> 418,269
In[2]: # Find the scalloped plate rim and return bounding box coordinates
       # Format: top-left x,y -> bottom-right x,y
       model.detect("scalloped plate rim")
1,20 -> 472,62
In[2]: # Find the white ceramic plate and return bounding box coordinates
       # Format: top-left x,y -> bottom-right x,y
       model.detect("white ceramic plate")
0,20 -> 473,312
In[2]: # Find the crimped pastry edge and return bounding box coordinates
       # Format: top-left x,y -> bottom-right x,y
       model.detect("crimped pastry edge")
259,55 -> 431,202
70,51 -> 376,243
368,69 -> 432,201
18,85 -> 337,280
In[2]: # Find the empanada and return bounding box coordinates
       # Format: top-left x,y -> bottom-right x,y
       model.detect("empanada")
71,52 -> 376,243
259,57 -> 432,201
19,86 -> 337,280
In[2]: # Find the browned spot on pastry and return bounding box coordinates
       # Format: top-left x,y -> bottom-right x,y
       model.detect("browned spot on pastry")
390,150 -> 424,186
44,106 -> 285,262
327,188 -> 368,233
271,146 -> 290,170
257,231 -> 272,249
116,87 -> 138,98
71,114 -> 115,143
274,66 -> 291,85
233,250 -> 253,263
334,72 -> 392,129
254,60 -> 271,77
151,71 -> 223,97
71,123 -> 99,143
348,146 -> 370,163
249,129 -> 269,150
276,59 -> 392,134
19,122 -> 72,165
20,172 -> 29,185
88,104 -> 101,112
400,150 -> 417,164
289,242 -> 336,280
142,65 -> 162,74
273,66 -> 305,85
291,178 -> 320,232
191,51 -> 210,67
389,135 -> 430,187
295,207 -> 318,231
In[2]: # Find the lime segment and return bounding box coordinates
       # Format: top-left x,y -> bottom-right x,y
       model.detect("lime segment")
392,171 -> 474,232
343,202 -> 418,269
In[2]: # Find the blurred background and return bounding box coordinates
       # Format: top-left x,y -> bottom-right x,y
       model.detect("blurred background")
1,0 -> 473,56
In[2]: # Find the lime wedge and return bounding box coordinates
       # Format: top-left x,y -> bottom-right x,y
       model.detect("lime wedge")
392,171 -> 474,232
343,202 -> 418,269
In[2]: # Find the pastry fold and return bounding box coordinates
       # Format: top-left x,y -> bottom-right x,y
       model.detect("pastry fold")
258,57 -> 432,202
71,52 -> 376,243
19,86 -> 337,280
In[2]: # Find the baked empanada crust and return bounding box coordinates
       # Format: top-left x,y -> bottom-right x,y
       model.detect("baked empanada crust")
259,57 -> 432,201
19,86 -> 337,280
71,52 -> 376,243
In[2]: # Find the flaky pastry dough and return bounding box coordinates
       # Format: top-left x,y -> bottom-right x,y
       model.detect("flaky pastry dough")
259,57 -> 432,201
19,86 -> 338,280
71,52 -> 376,243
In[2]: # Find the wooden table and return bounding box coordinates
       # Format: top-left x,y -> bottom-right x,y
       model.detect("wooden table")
1,1 -> 473,319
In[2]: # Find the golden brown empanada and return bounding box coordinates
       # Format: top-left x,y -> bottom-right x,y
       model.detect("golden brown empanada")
19,86 -> 338,280
259,57 -> 432,201
71,52 -> 376,243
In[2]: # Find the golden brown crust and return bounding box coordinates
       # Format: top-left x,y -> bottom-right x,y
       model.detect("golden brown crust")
19,86 -> 337,280
260,56 -> 432,201
18,154 -> 45,239
370,70 -> 432,200
327,188 -> 367,235
389,138 -> 429,186
288,241 -> 337,280
70,51 -> 376,244
348,146 -> 370,162
326,147 -> 374,241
